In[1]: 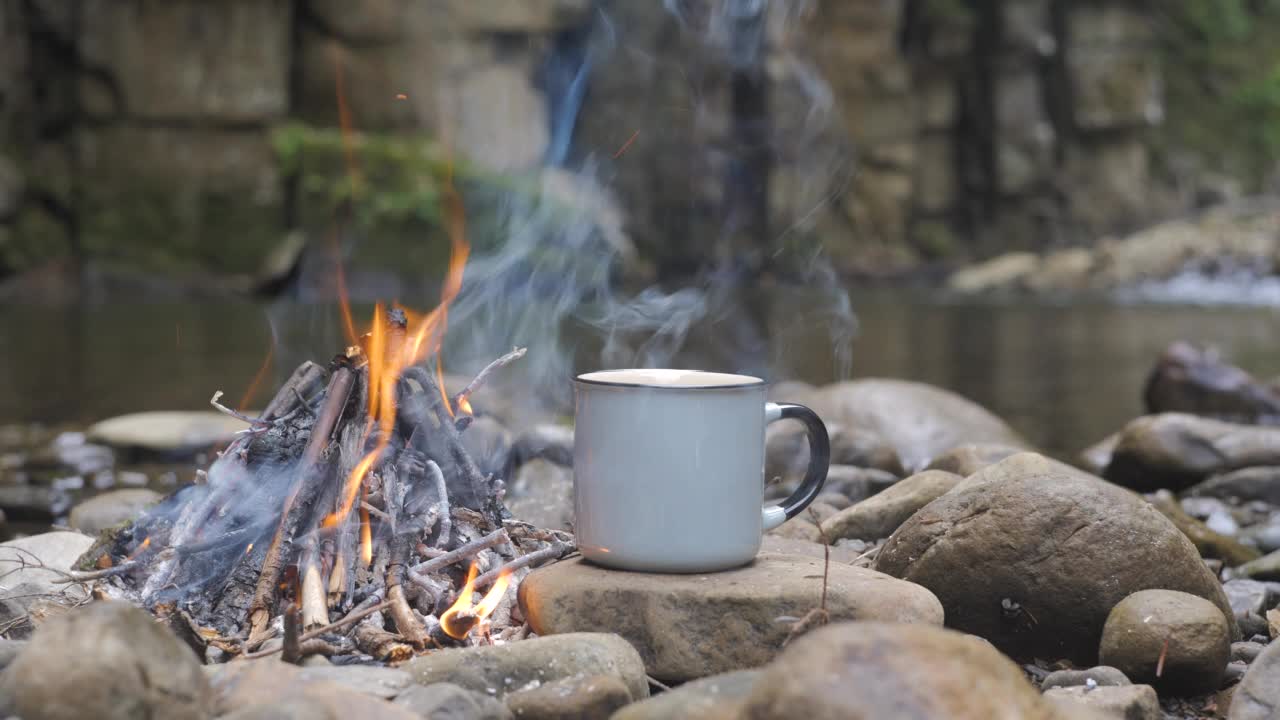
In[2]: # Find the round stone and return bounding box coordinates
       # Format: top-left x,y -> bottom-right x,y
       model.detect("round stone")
1099,589 -> 1231,696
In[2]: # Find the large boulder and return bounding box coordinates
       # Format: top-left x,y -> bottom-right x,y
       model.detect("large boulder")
1099,589 -> 1232,696
0,601 -> 212,720
806,379 -> 1029,472
519,554 -> 943,683
875,453 -> 1235,664
1230,638 -> 1280,720
737,622 -> 1064,719
819,470 -> 961,542
404,633 -> 647,701
1104,414 -> 1280,492
1143,341 -> 1280,424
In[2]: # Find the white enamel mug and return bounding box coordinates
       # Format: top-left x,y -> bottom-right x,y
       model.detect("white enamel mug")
572,369 -> 830,573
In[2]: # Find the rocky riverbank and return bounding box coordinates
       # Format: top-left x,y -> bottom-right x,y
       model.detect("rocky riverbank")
2,349 -> 1279,718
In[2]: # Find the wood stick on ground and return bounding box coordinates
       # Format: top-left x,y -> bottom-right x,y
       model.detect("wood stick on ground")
299,552 -> 329,630
240,599 -> 392,660
452,347 -> 527,413
282,603 -> 302,664
247,360 -> 356,646
354,616 -> 414,662
410,529 -> 509,576
473,541 -> 573,590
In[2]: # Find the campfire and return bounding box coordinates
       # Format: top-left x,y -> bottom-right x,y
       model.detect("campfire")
68,227 -> 574,663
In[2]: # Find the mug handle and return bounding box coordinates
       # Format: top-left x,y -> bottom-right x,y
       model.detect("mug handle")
762,402 -> 830,531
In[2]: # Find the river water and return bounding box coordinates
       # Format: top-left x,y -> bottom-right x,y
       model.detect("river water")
3,289 -> 1277,459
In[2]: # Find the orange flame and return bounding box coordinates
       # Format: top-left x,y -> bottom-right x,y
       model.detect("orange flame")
440,562 -> 512,639
317,77 -> 470,534
126,537 -> 152,562
359,504 -> 373,566
237,344 -> 274,412
458,395 -> 474,416
244,542 -> 254,556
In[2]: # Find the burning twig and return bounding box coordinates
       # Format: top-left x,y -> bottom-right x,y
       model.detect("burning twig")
451,347 -> 527,415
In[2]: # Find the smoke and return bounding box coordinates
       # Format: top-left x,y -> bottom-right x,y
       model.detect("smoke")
436,0 -> 855,414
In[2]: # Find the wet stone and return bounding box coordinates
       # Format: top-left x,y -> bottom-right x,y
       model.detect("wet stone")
404,633 -> 648,701
68,488 -> 161,535
1099,589 -> 1232,696
1041,665 -> 1132,690
821,465 -> 900,503
924,443 -> 1024,477
1190,467 -> 1280,505
503,673 -> 632,720
1042,684 -> 1161,720
1104,414 -> 1280,492
1232,639 -> 1280,719
394,683 -> 512,720
820,470 -> 961,542
806,379 -> 1029,473
0,600 -> 212,720
739,622 -> 1060,719
1233,641 -> 1267,664
875,453 -> 1236,665
1224,579 -> 1274,618
87,411 -> 250,456
612,670 -> 759,720
519,554 -> 943,683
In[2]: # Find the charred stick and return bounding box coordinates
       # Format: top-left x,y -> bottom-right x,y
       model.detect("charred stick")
426,460 -> 451,546
248,359 -> 356,646
399,366 -> 495,518
240,599 -> 393,660
410,529 -> 509,576
261,361 -> 327,421
282,603 -> 302,664
386,537 -> 428,646
452,347 -> 527,414
354,616 -> 414,662
473,541 -> 574,590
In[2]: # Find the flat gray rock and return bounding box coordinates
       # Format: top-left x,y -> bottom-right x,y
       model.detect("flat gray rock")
88,411 -> 250,453
519,553 -> 943,683
404,633 -> 647,701
69,488 -> 161,535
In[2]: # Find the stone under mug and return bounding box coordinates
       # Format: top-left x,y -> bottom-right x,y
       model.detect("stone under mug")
572,368 -> 830,573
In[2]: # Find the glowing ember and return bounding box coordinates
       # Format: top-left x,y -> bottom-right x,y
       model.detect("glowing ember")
457,395 -> 474,416
440,562 -> 512,640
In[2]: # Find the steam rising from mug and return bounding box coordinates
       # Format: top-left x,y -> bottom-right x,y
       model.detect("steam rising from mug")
441,0 -> 856,410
